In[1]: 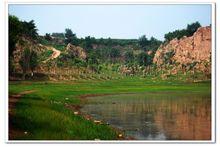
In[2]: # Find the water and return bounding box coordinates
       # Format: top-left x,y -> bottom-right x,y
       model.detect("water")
81,92 -> 211,140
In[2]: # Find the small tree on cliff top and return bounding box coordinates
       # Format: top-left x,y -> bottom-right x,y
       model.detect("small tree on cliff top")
64,28 -> 78,45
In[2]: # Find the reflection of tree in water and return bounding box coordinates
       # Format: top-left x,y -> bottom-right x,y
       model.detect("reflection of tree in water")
153,96 -> 211,140
81,93 -> 211,140
139,112 -> 162,139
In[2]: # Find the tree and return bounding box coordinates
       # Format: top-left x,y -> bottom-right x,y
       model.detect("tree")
148,37 -> 162,52
98,38 -> 104,45
19,48 -> 31,80
51,33 -> 65,39
19,48 -> 38,79
106,37 -> 113,46
137,52 -> 151,66
164,21 -> 201,42
82,36 -> 93,52
186,21 -> 201,36
124,50 -> 134,64
22,20 -> 38,39
138,35 -> 149,51
88,52 -> 99,65
9,15 -> 38,57
109,48 -> 121,63
87,52 -> 100,72
64,28 -> 78,45
164,29 -> 188,41
45,33 -> 52,41
9,15 -> 38,76
30,51 -> 38,76
9,15 -> 23,57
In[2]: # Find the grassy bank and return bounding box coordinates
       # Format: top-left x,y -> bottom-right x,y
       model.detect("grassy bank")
9,77 -> 211,140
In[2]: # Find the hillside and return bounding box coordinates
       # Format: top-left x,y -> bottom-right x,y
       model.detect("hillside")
9,15 -> 211,81
153,26 -> 211,78
10,27 -> 212,81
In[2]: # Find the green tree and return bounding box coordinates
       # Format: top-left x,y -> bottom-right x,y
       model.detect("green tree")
9,15 -> 38,57
82,36 -> 93,52
138,35 -> 149,51
88,52 -> 99,65
87,52 -> 99,72
147,37 -> 162,52
22,20 -> 38,39
98,38 -> 104,45
106,37 -> 113,46
19,48 -> 31,80
164,22 -> 201,42
124,50 -> 134,64
45,33 -> 52,41
109,48 -> 121,63
9,15 -> 38,77
19,48 -> 38,79
64,28 -> 78,45
51,33 -> 65,39
186,21 -> 201,36
30,51 -> 38,75
9,15 -> 23,57
164,29 -> 188,41
137,52 -> 151,66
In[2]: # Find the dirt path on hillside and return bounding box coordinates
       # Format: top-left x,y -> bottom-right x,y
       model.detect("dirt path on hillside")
43,46 -> 61,63
9,90 -> 36,140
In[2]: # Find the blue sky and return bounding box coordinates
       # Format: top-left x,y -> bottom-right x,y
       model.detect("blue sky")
9,4 -> 211,40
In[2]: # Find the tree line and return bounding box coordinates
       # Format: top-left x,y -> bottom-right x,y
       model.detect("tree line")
164,21 -> 201,42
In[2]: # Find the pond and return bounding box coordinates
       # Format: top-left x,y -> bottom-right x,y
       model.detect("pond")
80,92 -> 211,140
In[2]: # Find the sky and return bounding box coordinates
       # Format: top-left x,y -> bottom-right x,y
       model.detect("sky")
8,4 -> 212,40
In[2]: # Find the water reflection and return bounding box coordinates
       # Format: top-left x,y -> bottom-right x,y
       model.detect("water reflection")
81,92 -> 211,140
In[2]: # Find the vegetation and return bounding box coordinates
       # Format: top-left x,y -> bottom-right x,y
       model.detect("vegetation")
9,77 -> 210,140
9,15 -> 38,75
9,15 -> 204,79
19,48 -> 39,79
64,28 -> 79,45
8,14 -> 210,140
164,21 -> 201,42
9,15 -> 38,58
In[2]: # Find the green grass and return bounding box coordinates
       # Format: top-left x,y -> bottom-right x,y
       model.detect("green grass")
9,77 -> 211,140
52,44 -> 65,51
39,50 -> 53,61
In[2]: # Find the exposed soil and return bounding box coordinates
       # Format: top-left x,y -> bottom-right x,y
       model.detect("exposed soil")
9,90 -> 36,114
79,93 -> 115,99
43,46 -> 61,63
64,103 -> 82,111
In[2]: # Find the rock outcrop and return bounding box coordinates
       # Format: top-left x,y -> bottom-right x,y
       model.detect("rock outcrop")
65,43 -> 87,60
153,26 -> 211,75
12,37 -> 47,72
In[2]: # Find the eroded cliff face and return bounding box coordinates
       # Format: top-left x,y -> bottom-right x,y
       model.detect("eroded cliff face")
153,26 -> 211,75
12,37 -> 47,73
65,43 -> 87,60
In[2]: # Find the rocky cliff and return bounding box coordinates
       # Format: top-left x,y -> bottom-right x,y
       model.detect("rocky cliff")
65,43 -> 87,60
153,26 -> 211,75
12,37 -> 47,73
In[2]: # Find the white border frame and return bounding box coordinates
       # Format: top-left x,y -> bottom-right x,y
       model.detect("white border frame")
5,2 -> 216,144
